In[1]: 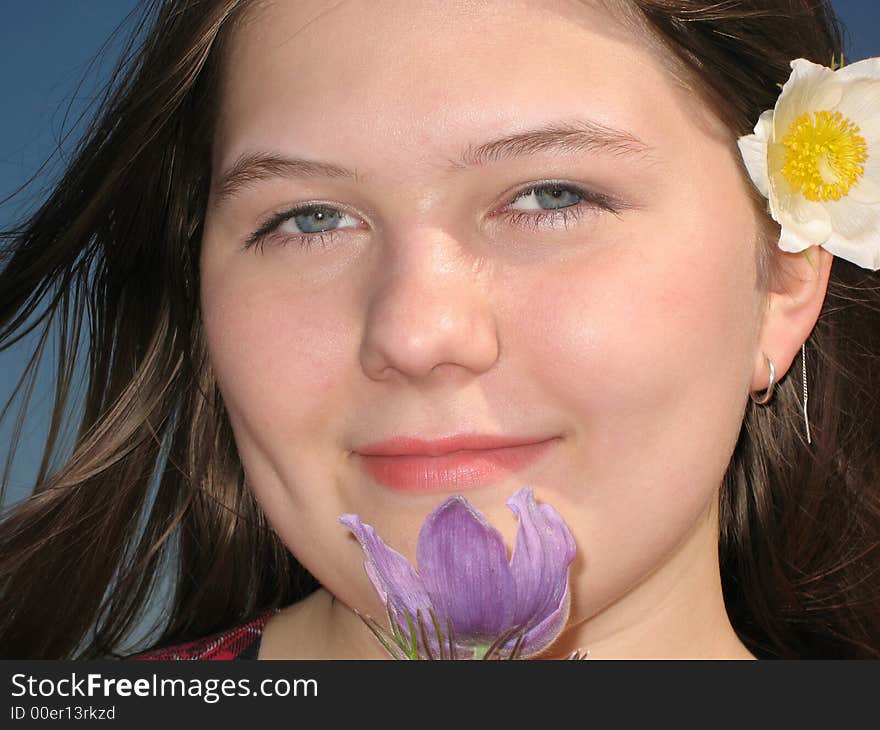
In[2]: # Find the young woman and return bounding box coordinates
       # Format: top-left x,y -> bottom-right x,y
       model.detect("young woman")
1,0 -> 878,660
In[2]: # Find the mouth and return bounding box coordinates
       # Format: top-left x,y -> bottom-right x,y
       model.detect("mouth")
352,437 -> 559,492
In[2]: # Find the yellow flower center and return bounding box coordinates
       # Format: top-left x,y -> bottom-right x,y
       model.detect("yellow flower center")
781,110 -> 868,202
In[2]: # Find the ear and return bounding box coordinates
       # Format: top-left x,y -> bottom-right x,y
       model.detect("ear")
751,244 -> 833,392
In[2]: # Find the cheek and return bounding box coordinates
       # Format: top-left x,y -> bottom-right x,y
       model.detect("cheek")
503,209 -> 761,614
199,262 -> 353,449
199,259 -> 370,594
519,229 -> 757,436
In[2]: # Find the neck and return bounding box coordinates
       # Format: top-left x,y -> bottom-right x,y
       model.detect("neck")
258,588 -> 392,660
543,501 -> 756,660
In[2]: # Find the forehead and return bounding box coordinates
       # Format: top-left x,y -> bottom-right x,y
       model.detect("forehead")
213,0 -> 693,172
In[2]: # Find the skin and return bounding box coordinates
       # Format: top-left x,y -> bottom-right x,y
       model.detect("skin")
199,0 -> 832,659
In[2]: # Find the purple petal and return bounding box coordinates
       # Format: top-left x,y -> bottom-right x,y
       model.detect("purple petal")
338,514 -> 433,625
506,488 -> 576,648
416,495 -> 517,640
515,580 -> 572,658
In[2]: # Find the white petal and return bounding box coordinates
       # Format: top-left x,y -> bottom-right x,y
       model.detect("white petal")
821,218 -> 880,270
835,57 -> 880,83
753,108 -> 775,141
739,111 -> 774,196
774,59 -> 841,137
833,79 -> 880,130
859,116 -> 880,140
767,163 -> 790,222
844,137 -> 880,203
865,149 -> 880,179
766,138 -> 787,180
827,198 -> 878,238
738,135 -> 770,197
789,194 -> 831,227
778,224 -> 814,254
848,172 -> 880,204
767,166 -> 799,219
775,194 -> 832,247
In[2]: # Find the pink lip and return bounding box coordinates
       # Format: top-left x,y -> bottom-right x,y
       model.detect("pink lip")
353,435 -> 558,492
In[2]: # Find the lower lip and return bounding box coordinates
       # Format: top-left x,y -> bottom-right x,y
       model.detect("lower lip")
354,440 -> 556,492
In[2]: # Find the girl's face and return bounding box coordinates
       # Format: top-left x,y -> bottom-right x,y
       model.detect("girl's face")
200,0 -> 766,652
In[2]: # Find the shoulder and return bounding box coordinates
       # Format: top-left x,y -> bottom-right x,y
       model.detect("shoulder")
126,608 -> 281,661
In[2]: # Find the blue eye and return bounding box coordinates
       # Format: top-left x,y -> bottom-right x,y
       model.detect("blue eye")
501,182 -> 619,232
245,204 -> 359,250
510,185 -> 584,211
244,182 -> 618,252
280,206 -> 357,234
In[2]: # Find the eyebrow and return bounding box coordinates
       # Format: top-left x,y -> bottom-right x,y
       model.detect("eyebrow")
211,118 -> 653,205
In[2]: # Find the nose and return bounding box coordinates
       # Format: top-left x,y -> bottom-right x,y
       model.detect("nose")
359,230 -> 500,383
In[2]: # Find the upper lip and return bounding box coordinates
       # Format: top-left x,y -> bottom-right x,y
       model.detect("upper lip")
355,434 -> 556,457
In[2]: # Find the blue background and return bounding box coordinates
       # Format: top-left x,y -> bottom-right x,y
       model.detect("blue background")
1,1 -> 879,508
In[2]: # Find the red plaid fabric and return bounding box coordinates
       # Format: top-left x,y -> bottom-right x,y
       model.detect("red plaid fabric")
127,608 -> 279,660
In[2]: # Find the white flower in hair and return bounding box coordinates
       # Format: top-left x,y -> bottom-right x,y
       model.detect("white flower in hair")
738,57 -> 880,270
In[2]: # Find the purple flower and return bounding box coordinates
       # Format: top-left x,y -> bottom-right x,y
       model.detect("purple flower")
339,487 -> 577,659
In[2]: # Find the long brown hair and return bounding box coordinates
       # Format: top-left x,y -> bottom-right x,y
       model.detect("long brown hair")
1,0 -> 877,658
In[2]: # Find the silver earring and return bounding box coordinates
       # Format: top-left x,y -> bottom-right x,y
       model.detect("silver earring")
750,354 -> 776,405
801,342 -> 811,444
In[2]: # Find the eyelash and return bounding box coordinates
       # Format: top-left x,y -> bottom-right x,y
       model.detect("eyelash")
243,182 -> 620,252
